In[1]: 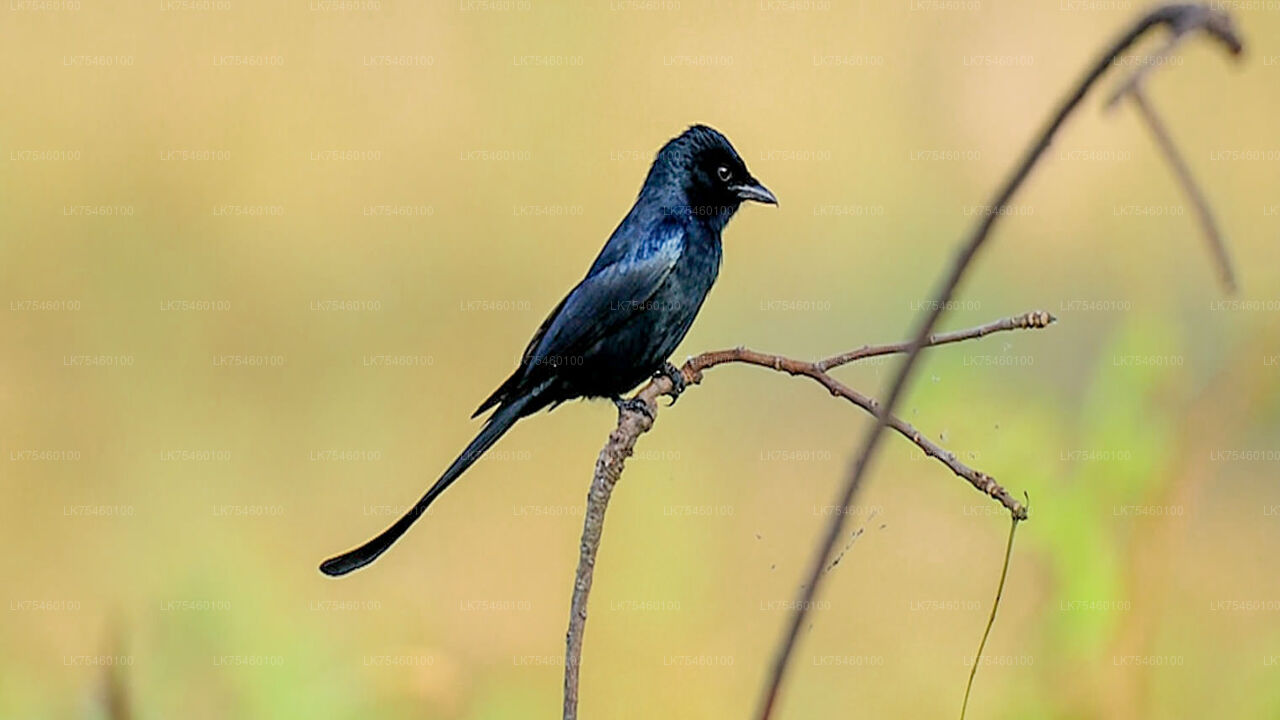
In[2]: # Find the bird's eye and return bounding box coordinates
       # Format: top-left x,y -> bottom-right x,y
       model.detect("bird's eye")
716,166 -> 732,182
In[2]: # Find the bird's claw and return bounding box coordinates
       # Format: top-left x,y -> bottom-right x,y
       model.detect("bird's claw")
655,362 -> 687,406
613,396 -> 654,421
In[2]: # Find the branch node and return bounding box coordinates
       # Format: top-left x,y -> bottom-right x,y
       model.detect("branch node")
565,311 -> 1056,719
1021,310 -> 1056,328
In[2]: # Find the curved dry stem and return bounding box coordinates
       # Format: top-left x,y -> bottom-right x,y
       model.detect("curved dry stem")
1127,88 -> 1237,293
563,392 -> 659,720
562,310 -> 1055,719
959,509 -> 1024,720
755,6 -> 1244,718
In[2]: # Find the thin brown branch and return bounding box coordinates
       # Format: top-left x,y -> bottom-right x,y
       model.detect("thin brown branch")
1127,87 -> 1238,293
755,5 -> 1244,719
1103,21 -> 1238,292
814,310 -> 1055,373
1103,31 -> 1187,110
562,310 -> 1054,719
959,510 -> 1024,720
563,399 -> 656,720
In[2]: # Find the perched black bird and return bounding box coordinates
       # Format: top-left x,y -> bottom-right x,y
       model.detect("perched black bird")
320,125 -> 776,576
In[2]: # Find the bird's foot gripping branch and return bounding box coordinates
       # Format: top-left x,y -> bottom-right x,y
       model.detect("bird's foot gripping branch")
562,310 -> 1055,720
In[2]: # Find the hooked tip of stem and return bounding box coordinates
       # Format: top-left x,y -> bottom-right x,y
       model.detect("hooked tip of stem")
1192,6 -> 1245,56
1219,274 -> 1239,297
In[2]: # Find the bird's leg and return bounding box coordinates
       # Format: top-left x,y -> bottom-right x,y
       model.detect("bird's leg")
654,361 -> 687,406
612,396 -> 654,421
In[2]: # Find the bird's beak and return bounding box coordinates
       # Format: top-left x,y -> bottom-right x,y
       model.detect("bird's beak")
731,180 -> 778,206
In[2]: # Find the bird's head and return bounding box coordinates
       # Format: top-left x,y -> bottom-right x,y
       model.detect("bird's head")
644,125 -> 776,227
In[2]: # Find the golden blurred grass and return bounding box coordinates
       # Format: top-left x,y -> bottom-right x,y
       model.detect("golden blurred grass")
2,2 -> 1280,718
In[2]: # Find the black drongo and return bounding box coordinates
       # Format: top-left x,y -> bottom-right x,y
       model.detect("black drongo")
320,125 -> 776,576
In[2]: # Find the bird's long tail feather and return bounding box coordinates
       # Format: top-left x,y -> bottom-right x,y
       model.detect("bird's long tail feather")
319,388 -> 543,576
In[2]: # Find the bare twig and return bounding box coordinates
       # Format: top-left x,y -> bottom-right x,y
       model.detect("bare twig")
562,310 -> 1054,719
815,310 -> 1056,373
1127,87 -> 1237,292
1103,31 -> 1188,110
563,398 -> 657,720
100,620 -> 132,720
1103,16 -> 1238,293
959,507 -> 1025,720
1104,4 -> 1242,108
755,6 -> 1244,718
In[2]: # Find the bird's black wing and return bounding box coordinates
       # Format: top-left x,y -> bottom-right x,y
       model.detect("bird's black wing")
473,220 -> 686,416
533,222 -> 685,362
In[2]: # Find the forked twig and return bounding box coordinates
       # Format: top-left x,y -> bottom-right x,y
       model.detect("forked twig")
755,5 -> 1244,718
1103,17 -> 1238,293
563,311 -> 1054,719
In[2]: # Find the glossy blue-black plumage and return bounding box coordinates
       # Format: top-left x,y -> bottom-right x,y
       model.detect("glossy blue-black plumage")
320,125 -> 774,576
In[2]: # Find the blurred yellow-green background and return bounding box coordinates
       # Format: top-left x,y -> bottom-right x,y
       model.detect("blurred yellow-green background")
3,1 -> 1279,718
